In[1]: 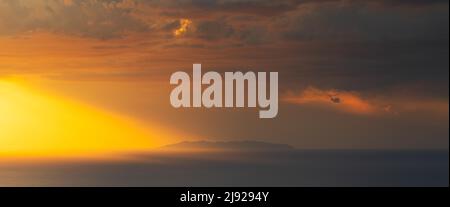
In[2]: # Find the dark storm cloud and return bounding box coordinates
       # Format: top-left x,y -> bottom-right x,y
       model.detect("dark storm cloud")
279,39 -> 449,98
152,0 -> 449,46
281,2 -> 449,42
268,0 -> 449,96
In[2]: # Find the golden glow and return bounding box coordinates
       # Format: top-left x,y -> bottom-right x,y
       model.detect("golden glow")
283,87 -> 376,115
174,19 -> 192,37
0,79 -> 176,159
283,87 -> 449,117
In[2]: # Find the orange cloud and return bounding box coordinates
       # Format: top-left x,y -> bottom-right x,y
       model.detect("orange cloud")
283,87 -> 449,117
174,19 -> 192,37
283,87 -> 377,115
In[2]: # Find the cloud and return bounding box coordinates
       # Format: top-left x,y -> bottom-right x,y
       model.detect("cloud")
280,1 -> 449,42
236,26 -> 268,45
1,0 -> 447,44
283,87 -> 378,115
142,0 -> 448,18
0,0 -> 148,39
174,18 -> 192,37
283,87 -> 449,116
0,0 -> 448,97
141,0 -> 301,17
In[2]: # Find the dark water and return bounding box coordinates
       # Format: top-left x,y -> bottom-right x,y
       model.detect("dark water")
0,150 -> 448,186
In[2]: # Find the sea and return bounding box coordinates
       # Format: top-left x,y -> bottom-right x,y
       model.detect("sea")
0,150 -> 448,186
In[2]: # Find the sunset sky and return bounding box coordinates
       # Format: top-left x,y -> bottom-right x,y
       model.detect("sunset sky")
0,0 -> 448,158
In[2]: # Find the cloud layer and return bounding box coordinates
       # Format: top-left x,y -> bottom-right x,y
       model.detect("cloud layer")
1,0 -> 447,109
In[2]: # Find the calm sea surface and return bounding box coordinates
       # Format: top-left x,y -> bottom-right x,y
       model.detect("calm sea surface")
0,150 -> 448,186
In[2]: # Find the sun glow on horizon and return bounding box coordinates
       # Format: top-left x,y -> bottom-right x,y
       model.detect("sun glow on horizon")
0,79 -> 178,159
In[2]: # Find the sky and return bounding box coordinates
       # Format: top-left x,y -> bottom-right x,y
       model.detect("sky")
0,0 -> 448,154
